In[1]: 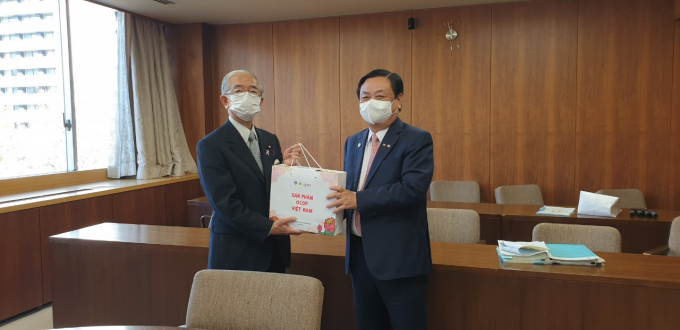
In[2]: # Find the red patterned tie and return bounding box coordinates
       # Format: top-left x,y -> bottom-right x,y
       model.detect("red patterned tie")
355,134 -> 380,235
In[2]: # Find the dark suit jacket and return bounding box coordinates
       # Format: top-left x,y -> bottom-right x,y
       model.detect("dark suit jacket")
343,117 -> 434,280
197,120 -> 290,271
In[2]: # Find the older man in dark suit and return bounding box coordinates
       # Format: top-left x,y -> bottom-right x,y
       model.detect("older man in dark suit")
197,70 -> 302,273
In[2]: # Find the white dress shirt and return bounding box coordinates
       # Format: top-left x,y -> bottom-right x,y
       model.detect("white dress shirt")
229,116 -> 257,145
352,127 -> 389,236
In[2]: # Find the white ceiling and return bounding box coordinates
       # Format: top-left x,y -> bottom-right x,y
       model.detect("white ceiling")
91,0 -> 518,25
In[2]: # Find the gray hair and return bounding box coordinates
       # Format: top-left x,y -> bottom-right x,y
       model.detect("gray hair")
221,69 -> 264,96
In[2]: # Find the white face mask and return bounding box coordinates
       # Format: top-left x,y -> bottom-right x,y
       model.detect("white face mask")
359,99 -> 397,124
227,92 -> 261,122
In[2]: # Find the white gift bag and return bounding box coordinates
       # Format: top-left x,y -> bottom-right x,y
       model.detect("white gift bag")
269,144 -> 347,236
577,191 -> 622,218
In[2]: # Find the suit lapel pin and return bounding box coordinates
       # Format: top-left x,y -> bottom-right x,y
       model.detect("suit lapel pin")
382,144 -> 386,147
265,146 -> 276,156
358,143 -> 361,148
387,145 -> 391,148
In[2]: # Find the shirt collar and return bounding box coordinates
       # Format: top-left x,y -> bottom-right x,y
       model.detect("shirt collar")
229,116 -> 257,144
367,126 -> 389,143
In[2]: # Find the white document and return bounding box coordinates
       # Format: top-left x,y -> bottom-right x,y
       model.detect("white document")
536,206 -> 575,217
577,191 -> 621,218
498,240 -> 549,256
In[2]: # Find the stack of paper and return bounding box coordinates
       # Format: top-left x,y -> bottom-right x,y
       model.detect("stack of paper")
536,206 -> 575,217
496,240 -> 550,264
497,241 -> 605,266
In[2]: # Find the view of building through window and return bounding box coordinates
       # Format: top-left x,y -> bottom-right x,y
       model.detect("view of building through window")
0,0 -> 119,179
0,0 -> 67,178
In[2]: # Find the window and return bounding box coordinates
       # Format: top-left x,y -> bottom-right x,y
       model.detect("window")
70,0 -> 118,170
0,0 -> 120,179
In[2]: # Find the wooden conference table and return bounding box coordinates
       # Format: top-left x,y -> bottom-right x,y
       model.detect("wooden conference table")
187,197 -> 679,252
501,204 -> 680,253
187,197 -> 505,243
51,223 -> 680,330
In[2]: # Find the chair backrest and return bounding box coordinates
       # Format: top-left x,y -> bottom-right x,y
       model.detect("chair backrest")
427,208 -> 480,244
669,217 -> 680,257
595,189 -> 647,209
186,270 -> 324,330
532,223 -> 621,253
430,180 -> 481,203
494,184 -> 544,205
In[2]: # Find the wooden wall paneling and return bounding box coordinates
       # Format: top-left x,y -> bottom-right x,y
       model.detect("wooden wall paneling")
111,186 -> 166,225
39,196 -> 113,303
676,0 -> 680,20
0,209 -> 42,321
670,22 -> 680,210
411,6 -> 493,201
576,0 -> 675,209
490,0 -> 578,206
166,23 -> 209,161
213,23 -> 275,132
339,11 -> 412,161
273,18 -> 341,169
202,24 -> 215,134
165,180 -> 205,227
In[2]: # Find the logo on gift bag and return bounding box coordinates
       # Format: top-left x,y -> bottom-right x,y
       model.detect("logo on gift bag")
293,180 -> 311,187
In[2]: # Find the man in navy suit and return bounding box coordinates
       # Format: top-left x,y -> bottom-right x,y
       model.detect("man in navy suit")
327,69 -> 434,329
197,70 -> 302,273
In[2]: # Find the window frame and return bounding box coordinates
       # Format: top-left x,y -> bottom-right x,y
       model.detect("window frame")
59,0 -> 77,171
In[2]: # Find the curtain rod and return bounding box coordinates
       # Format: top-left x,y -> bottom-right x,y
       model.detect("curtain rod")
82,0 -> 172,26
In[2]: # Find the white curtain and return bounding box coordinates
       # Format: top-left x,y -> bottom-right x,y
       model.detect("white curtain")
107,12 -> 136,179
126,14 -> 197,179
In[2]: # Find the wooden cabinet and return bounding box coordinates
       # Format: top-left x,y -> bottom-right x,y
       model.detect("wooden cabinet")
0,179 -> 202,322
0,209 -> 43,321
187,196 -> 213,228
165,180 -> 204,227
112,186 -> 166,225
39,196 -> 113,303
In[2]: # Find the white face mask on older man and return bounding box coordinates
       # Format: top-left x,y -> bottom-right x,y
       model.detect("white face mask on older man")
359,99 -> 397,124
227,92 -> 261,122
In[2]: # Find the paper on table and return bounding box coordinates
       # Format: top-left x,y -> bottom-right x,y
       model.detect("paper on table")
498,240 -> 549,256
577,191 -> 621,218
497,248 -> 549,264
536,206 -> 575,217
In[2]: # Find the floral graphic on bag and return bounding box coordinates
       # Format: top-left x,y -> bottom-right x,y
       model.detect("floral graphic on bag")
269,210 -> 278,222
317,217 -> 336,235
